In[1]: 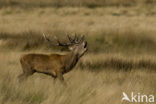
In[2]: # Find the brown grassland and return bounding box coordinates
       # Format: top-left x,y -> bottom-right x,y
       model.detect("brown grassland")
0,1 -> 156,104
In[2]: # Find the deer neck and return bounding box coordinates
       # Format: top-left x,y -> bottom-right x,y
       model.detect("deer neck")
64,51 -> 79,72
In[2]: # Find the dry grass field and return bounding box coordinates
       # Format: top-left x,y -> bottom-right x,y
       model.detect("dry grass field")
0,1 -> 156,104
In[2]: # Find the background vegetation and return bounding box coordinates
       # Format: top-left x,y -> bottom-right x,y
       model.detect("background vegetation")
0,0 -> 156,8
0,0 -> 156,104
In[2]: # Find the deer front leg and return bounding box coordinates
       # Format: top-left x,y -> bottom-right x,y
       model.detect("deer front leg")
56,70 -> 67,85
56,71 -> 64,81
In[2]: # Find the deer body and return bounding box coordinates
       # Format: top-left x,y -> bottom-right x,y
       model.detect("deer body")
18,34 -> 87,82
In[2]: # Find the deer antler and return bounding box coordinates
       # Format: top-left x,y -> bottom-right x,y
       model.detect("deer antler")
43,33 -> 74,46
43,33 -> 51,42
43,33 -> 84,46
67,33 -> 84,44
43,33 -> 60,46
67,34 -> 74,43
80,34 -> 85,42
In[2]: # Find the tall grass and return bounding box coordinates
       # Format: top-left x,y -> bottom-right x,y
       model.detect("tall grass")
0,52 -> 156,104
79,54 -> 156,71
0,4 -> 156,104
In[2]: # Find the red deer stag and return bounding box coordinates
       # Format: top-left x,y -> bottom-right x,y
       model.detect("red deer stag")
18,34 -> 87,82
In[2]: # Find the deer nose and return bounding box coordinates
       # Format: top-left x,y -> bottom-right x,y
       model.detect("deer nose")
84,41 -> 87,48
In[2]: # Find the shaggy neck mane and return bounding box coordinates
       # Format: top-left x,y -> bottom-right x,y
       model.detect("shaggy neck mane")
64,51 -> 79,73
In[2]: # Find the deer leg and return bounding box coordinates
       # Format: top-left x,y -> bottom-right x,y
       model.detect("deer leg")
56,71 -> 64,81
19,60 -> 35,82
50,74 -> 57,84
18,73 -> 26,82
53,77 -> 56,84
18,70 -> 35,83
56,71 -> 67,85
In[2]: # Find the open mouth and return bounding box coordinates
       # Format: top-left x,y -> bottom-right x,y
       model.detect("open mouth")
84,41 -> 87,48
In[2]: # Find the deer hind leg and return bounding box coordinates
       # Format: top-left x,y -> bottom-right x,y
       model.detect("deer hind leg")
18,59 -> 35,82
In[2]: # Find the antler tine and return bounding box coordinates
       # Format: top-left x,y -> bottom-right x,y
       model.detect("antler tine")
53,36 -> 60,45
74,33 -> 77,41
43,33 -> 59,46
67,34 -> 79,44
80,34 -> 85,42
67,33 -> 84,44
67,34 -> 73,43
73,33 -> 79,43
43,33 -> 51,42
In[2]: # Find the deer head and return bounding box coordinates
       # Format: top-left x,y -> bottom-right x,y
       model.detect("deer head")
43,33 -> 88,58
